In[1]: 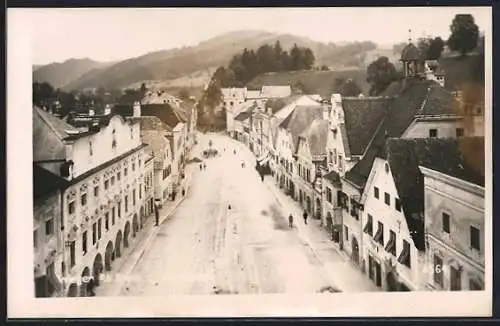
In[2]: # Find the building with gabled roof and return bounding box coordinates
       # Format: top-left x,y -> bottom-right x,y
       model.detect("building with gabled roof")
360,137 -> 484,291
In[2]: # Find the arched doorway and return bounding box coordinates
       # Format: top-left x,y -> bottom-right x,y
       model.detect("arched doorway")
115,231 -> 123,258
306,196 -> 312,214
92,254 -> 103,286
67,283 -> 78,297
124,222 -> 131,248
105,241 -> 114,271
315,198 -> 322,219
132,214 -> 139,237
80,267 -> 90,297
352,236 -> 360,264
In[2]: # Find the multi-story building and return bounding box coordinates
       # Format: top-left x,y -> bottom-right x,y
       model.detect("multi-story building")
33,103 -> 148,297
33,164 -> 69,297
275,105 -> 324,199
139,117 -> 174,206
142,151 -> 155,222
294,118 -> 329,220
420,137 -> 485,291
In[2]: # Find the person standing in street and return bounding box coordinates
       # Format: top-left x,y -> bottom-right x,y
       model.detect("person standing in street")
303,210 -> 308,225
203,163 -> 207,170
288,214 -> 294,228
199,163 -> 202,171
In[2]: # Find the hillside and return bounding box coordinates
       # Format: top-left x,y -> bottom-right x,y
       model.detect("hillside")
246,69 -> 370,99
51,30 -> 384,92
33,58 -> 114,89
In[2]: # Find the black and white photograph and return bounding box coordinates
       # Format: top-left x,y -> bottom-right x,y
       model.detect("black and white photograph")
7,6 -> 492,318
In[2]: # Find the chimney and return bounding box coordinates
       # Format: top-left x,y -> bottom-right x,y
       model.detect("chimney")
104,104 -> 111,115
133,101 -> 141,117
89,109 -> 95,116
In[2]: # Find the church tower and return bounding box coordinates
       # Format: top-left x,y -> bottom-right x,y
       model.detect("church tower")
400,29 -> 422,78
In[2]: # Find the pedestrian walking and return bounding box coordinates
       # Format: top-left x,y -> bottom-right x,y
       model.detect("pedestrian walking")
303,210 -> 308,225
181,188 -> 185,197
288,214 -> 294,228
199,163 -> 202,171
228,204 -> 232,210
203,163 -> 207,170
233,149 -> 236,155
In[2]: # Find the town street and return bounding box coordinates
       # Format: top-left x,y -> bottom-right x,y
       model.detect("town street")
106,133 -> 378,296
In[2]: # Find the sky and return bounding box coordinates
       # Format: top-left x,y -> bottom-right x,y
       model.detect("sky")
11,7 -> 491,65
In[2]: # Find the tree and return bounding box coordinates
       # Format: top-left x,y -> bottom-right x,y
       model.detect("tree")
290,44 -> 301,71
366,56 -> 398,96
447,14 -> 480,56
302,48 -> 315,70
340,79 -> 362,97
427,37 -> 445,60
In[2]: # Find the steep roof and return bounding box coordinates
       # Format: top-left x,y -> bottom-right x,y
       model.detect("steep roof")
33,106 -> 79,162
33,164 -> 69,201
234,103 -> 257,121
141,103 -> 187,129
341,97 -> 389,156
300,119 -> 329,157
416,83 -> 461,116
139,116 -> 173,132
400,42 -> 420,61
385,137 -> 485,251
344,79 -> 434,188
279,105 -> 324,149
265,95 -> 303,114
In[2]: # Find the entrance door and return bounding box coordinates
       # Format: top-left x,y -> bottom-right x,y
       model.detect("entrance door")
375,261 -> 382,287
368,256 -> 374,281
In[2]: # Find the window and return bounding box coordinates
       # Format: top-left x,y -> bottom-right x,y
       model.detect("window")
470,226 -> 480,250
456,128 -> 464,138
469,279 -> 483,291
33,230 -> 38,249
398,240 -> 411,268
395,198 -> 402,212
112,207 -> 116,225
111,176 -> 115,186
442,212 -> 450,234
45,217 -> 54,236
344,225 -> 349,241
429,129 -> 438,138
433,255 -> 443,286
450,265 -> 462,291
374,221 -> 384,245
333,149 -> 337,164
70,241 -> 76,267
89,141 -> 93,156
326,187 -> 332,203
374,187 -> 379,199
81,193 -> 87,206
98,218 -> 102,239
105,213 -> 109,231
133,190 -> 136,206
92,223 -> 97,245
132,163 -> 136,172
94,186 -> 99,197
124,168 -> 128,177
384,192 -> 390,206
104,180 -> 109,190
139,186 -> 142,200
363,214 -> 373,236
82,231 -> 87,254
68,201 -> 75,214
385,230 -> 397,256
118,202 -> 122,218
117,172 -> 121,181
125,196 -> 129,212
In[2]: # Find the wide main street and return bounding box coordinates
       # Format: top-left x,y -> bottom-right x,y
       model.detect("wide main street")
98,133 -> 378,296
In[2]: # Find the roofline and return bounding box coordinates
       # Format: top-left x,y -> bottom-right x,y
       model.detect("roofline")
413,114 -> 462,122
419,165 -> 484,197
342,174 -> 364,190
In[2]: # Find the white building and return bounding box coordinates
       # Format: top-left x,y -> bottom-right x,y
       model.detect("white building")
33,103 -> 149,297
420,137 -> 485,291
